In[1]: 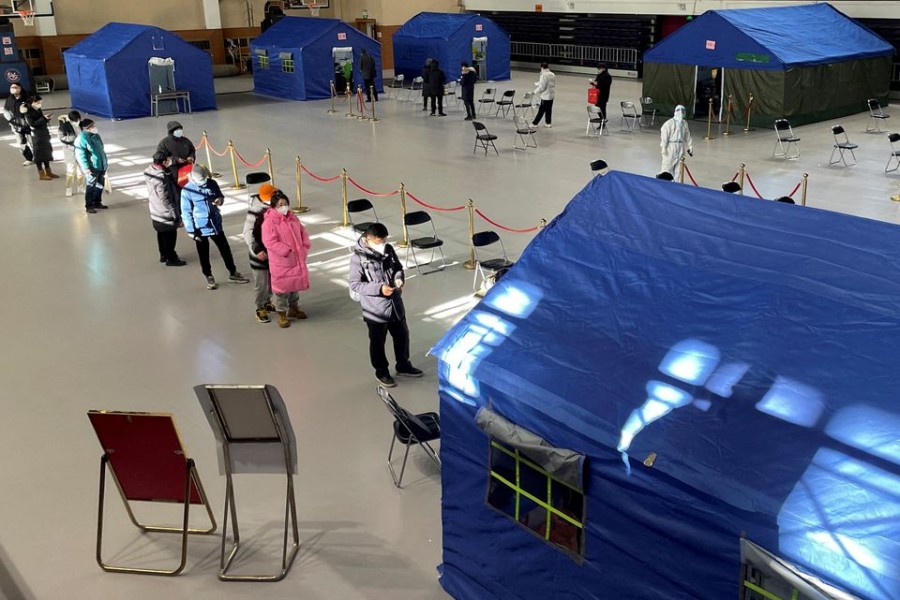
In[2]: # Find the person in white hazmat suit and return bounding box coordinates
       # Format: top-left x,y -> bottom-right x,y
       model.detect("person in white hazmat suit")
659,105 -> 694,177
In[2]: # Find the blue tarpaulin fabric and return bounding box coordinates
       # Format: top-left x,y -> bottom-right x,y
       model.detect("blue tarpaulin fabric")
63,23 -> 216,119
393,12 -> 510,82
251,17 -> 382,101
432,171 -> 900,600
643,4 -> 893,69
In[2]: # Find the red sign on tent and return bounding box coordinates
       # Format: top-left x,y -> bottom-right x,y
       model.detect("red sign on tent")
337,32 -> 347,41
706,40 -> 716,50
476,24 -> 483,32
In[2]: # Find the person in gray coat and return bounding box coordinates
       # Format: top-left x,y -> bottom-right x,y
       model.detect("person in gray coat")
349,223 -> 423,387
144,150 -> 186,266
360,48 -> 378,102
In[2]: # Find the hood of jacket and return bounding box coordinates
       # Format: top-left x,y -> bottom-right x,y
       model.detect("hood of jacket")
353,235 -> 382,260
248,195 -> 269,213
167,120 -> 183,134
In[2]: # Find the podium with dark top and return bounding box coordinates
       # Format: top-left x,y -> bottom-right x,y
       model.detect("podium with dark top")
87,410 -> 217,576
151,90 -> 191,117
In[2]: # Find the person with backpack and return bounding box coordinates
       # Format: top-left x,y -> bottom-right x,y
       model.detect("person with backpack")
145,150 -> 186,267
349,223 -> 423,387
261,187 -> 311,328
58,110 -> 84,196
243,183 -> 276,323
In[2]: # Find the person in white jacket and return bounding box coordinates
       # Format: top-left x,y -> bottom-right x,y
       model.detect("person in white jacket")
531,62 -> 556,128
659,105 -> 693,177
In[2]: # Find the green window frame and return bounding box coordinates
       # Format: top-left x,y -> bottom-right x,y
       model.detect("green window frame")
256,51 -> 269,70
487,439 -> 585,560
282,58 -> 294,73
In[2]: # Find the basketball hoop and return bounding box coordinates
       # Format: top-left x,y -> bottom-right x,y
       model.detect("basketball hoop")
302,1 -> 320,16
18,10 -> 35,26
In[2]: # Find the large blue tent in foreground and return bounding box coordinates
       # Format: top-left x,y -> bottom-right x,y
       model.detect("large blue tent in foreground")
393,12 -> 510,82
432,172 -> 900,600
251,17 -> 382,101
64,23 -> 216,120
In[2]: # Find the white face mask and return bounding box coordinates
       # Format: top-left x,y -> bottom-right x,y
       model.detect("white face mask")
173,129 -> 184,138
33,103 -> 42,110
87,127 -> 99,134
193,177 -> 208,187
369,241 -> 386,255
277,205 -> 290,216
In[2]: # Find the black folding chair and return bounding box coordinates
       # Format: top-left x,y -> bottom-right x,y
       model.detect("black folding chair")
867,99 -> 891,133
773,119 -> 800,160
586,105 -> 605,137
376,386 -> 441,488
472,230 -> 515,291
495,89 -> 516,118
403,210 -> 446,275
472,121 -> 499,156
886,133 -> 900,173
347,199 -> 378,233
829,125 -> 858,167
477,87 -> 496,116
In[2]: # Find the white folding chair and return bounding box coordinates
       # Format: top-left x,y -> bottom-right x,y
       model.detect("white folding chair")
620,101 -> 642,133
514,91 -> 535,121
513,116 -> 538,151
386,74 -> 404,99
477,87 -> 497,116
773,119 -> 800,160
886,133 -> 900,173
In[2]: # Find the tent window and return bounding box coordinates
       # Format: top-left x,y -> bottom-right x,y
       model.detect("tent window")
257,52 -> 270,70
282,58 -> 294,73
486,439 -> 585,560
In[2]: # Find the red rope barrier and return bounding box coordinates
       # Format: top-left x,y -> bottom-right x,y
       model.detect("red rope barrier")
744,173 -> 764,199
787,181 -> 802,198
731,171 -> 739,182
194,137 -> 206,150
347,176 -> 399,197
300,163 -> 341,183
406,192 -> 466,212
683,163 -> 700,187
206,140 -> 230,157
475,208 -> 539,233
233,148 -> 268,168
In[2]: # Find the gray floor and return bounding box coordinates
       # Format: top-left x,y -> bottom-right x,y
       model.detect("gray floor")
1,70 -> 898,600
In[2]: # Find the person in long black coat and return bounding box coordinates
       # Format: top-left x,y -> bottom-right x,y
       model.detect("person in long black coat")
426,61 -> 447,117
421,58 -> 432,111
23,96 -> 57,180
460,62 -> 477,120
3,83 -> 33,165
155,120 -> 196,187
590,63 -> 612,121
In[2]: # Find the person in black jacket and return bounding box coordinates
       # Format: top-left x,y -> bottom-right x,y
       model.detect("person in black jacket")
3,83 -> 33,166
360,48 -> 378,102
23,96 -> 57,181
460,62 -> 477,120
155,121 -> 196,187
421,58 -> 432,111
590,63 -> 612,122
426,60 -> 447,117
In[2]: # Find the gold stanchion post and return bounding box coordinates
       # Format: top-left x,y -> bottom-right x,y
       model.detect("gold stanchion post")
369,86 -> 379,122
341,168 -> 349,226
464,199 -> 477,270
539,218 -> 547,229
202,131 -> 219,177
800,173 -> 808,207
345,85 -> 354,118
328,81 -> 337,114
678,157 -> 686,184
228,141 -> 245,189
743,93 -> 755,132
892,183 -> 900,202
396,183 -> 409,248
704,98 -> 715,140
723,96 -> 733,136
265,148 -> 274,185
738,163 -> 746,196
292,156 -> 310,214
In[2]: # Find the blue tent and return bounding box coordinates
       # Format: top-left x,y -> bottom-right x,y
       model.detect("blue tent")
393,12 -> 510,82
432,171 -> 900,600
64,23 -> 216,120
251,17 -> 382,101
641,4 -> 892,125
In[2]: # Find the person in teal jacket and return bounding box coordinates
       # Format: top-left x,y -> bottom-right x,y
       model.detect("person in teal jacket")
180,164 -> 250,290
74,118 -> 109,214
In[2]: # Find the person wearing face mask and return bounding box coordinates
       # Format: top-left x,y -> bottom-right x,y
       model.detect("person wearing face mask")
349,223 -> 423,387
659,104 -> 694,177
460,62 -> 477,121
180,164 -> 250,290
531,62 -> 556,128
589,63 -> 612,122
261,188 -> 312,328
3,83 -> 34,166
145,150 -> 186,267
58,110 -> 84,196
23,95 -> 57,181
156,121 -> 195,187
74,118 -> 109,214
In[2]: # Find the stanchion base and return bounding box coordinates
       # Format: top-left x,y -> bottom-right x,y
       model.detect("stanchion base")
291,206 -> 311,214
743,128 -> 755,132
232,184 -> 247,190
369,117 -> 380,122
723,131 -> 732,136
395,241 -> 409,249
463,260 -> 477,271
704,136 -> 715,140
345,114 -> 355,118
891,194 -> 900,203
357,115 -> 367,121
327,110 -> 337,114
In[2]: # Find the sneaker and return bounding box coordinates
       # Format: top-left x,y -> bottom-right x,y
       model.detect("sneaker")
165,258 -> 187,267
376,373 -> 397,387
543,123 -> 553,128
22,160 -> 33,166
438,113 -> 447,117
228,272 -> 250,284
65,189 -> 74,197
94,204 -> 109,210
206,276 -> 218,290
396,365 -> 424,378
464,116 -> 474,121
277,312 -> 290,328
85,207 -> 97,214
264,301 -> 276,312
255,308 -> 271,323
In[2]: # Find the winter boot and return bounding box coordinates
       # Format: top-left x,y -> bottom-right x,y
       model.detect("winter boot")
277,311 -> 290,328
39,168 -> 52,181
45,166 -> 60,179
287,303 -> 308,320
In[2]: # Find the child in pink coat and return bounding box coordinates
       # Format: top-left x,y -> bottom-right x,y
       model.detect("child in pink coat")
261,189 -> 312,328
